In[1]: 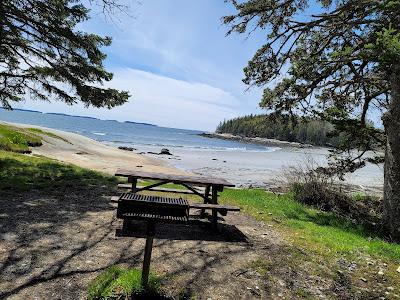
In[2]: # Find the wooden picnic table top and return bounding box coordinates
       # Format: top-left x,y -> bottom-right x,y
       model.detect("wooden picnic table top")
115,169 -> 235,187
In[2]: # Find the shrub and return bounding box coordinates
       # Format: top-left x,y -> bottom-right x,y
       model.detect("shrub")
284,159 -> 383,234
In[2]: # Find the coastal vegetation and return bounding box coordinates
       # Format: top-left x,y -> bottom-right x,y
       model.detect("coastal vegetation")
216,114 -> 346,147
0,124 -> 67,153
0,124 -> 42,153
224,0 -> 400,240
0,149 -> 116,191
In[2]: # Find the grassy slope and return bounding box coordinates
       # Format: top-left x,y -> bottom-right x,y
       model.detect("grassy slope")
0,150 -> 116,191
219,189 -> 400,291
26,127 -> 70,144
0,124 -> 68,153
0,124 -> 42,152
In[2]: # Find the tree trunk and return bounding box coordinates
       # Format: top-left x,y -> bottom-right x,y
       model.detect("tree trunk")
383,62 -> 400,242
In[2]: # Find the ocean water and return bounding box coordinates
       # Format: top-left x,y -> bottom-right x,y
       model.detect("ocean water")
0,108 -> 275,152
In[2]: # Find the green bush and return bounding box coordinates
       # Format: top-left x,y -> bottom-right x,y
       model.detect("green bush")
290,177 -> 383,236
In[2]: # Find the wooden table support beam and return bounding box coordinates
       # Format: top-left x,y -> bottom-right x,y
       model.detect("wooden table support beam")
128,177 -> 138,193
211,187 -> 218,230
200,185 -> 210,218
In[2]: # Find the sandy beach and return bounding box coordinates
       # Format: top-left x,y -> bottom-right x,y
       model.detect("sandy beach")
144,145 -> 384,194
1,121 -> 186,176
1,121 -> 384,194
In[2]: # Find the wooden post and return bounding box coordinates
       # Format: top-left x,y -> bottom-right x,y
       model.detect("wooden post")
126,177 -> 138,230
200,185 -> 210,218
211,186 -> 218,230
141,221 -> 156,289
128,177 -> 138,193
122,219 -> 129,233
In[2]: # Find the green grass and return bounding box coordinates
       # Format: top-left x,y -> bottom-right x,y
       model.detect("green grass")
138,180 -> 189,190
219,189 -> 400,261
0,124 -> 71,153
0,124 -> 42,152
219,188 -> 400,287
87,266 -> 161,300
0,150 -> 116,191
0,124 -> 73,153
26,127 -> 71,143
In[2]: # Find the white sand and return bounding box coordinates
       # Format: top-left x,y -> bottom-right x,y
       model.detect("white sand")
1,121 -> 187,176
141,145 -> 384,194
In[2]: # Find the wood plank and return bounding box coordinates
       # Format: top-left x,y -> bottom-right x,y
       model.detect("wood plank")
117,211 -> 188,223
115,169 -> 235,187
117,184 -> 201,195
111,196 -> 120,203
119,192 -> 189,207
189,203 -> 240,211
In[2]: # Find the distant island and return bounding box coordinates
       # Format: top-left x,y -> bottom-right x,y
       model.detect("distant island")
211,114 -> 346,148
124,121 -> 157,127
1,107 -> 43,114
2,108 -> 159,126
46,112 -> 99,120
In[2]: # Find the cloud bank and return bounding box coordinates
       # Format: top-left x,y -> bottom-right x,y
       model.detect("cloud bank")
20,68 -> 246,131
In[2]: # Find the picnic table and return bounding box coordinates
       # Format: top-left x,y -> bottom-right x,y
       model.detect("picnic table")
114,169 -> 236,226
113,169 -> 238,288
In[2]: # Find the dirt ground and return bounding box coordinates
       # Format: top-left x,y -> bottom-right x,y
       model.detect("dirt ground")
1,184 -> 348,300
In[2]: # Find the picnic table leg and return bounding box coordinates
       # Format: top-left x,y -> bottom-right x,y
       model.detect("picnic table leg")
129,177 -> 138,193
200,185 -> 210,218
125,178 -> 138,230
142,221 -> 156,289
211,186 -> 218,230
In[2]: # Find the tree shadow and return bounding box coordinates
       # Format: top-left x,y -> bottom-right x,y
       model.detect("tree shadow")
0,155 -> 253,299
116,216 -> 249,243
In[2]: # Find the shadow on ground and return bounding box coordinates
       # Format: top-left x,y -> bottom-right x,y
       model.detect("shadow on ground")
0,160 -> 261,299
1,154 -> 368,299
116,216 -> 249,242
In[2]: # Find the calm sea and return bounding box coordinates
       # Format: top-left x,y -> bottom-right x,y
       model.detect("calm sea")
0,109 -> 274,152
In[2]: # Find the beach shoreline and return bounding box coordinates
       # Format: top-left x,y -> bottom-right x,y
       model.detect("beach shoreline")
1,121 -> 384,195
1,121 -> 187,176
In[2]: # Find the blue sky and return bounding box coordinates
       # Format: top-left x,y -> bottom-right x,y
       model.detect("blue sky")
19,0 -> 266,131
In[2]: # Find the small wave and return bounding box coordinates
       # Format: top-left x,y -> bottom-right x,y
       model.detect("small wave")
106,140 -> 281,153
109,140 -> 130,143
92,132 -> 106,136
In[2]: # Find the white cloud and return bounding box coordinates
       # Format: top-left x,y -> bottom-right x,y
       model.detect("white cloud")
13,1 -> 267,131
18,68 -> 243,131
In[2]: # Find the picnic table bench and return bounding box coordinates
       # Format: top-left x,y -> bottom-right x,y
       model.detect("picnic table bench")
113,169 -> 239,288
